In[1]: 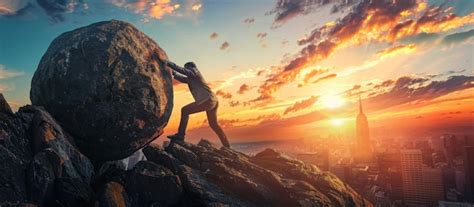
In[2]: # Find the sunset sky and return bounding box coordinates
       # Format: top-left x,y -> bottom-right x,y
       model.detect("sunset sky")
1,0 -> 473,143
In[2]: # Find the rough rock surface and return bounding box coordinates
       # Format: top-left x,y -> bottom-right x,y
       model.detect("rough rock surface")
30,20 -> 173,161
126,160 -> 183,206
0,102 -> 94,205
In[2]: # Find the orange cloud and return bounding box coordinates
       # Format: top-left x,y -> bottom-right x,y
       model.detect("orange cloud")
149,0 -> 180,19
109,0 -> 202,20
257,0 -> 474,101
191,3 -> 201,11
283,96 -> 318,115
216,90 -> 232,99
237,84 -> 253,95
0,0 -> 31,16
298,69 -> 329,87
375,44 -> 417,58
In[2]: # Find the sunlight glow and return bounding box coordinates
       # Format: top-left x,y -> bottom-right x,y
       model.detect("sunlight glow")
330,118 -> 345,126
321,95 -> 345,109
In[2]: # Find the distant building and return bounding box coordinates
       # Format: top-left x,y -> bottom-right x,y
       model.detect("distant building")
401,149 -> 425,206
422,167 -> 445,207
330,158 -> 352,181
438,201 -> 474,207
354,97 -> 374,163
464,146 -> 474,202
401,149 -> 445,207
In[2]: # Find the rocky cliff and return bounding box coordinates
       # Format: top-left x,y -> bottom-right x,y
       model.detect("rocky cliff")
0,20 -> 371,207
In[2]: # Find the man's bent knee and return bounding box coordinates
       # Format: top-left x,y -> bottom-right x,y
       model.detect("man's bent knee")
181,107 -> 190,115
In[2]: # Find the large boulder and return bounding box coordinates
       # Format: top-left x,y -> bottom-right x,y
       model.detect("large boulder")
30,20 -> 173,161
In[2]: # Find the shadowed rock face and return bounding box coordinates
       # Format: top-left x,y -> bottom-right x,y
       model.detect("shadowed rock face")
30,20 -> 173,161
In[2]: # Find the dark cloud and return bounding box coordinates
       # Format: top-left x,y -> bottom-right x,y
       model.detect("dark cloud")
270,0 -> 358,24
362,75 -> 474,110
257,32 -> 267,40
312,73 -> 337,84
243,17 -> 254,25
283,96 -> 318,115
220,41 -> 229,50
210,32 -> 218,39
37,0 -> 85,22
442,29 -> 474,45
237,84 -> 253,95
229,100 -> 240,107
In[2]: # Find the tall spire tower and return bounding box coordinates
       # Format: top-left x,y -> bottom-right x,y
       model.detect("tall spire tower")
355,97 -> 374,163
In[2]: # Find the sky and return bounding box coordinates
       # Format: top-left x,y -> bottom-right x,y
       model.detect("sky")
1,0 -> 473,144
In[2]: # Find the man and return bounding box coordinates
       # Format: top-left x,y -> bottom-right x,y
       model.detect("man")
165,60 -> 231,148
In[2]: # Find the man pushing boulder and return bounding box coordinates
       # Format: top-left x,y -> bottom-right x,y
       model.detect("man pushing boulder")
165,60 -> 231,148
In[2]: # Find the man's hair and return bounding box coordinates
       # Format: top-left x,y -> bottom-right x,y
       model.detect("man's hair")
184,62 -> 196,69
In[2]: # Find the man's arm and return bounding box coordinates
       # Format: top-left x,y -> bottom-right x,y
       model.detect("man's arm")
172,70 -> 188,83
165,60 -> 189,76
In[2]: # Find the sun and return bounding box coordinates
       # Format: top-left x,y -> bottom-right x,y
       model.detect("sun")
321,95 -> 345,109
330,118 -> 345,126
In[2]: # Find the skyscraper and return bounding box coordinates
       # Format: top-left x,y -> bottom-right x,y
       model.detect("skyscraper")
401,149 -> 425,206
401,149 -> 445,207
463,146 -> 474,202
355,97 -> 374,163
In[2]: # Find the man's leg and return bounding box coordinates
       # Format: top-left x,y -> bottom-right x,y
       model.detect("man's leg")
175,102 -> 209,137
206,103 -> 231,148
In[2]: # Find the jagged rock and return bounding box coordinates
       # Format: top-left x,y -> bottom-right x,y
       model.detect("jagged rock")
54,177 -> 94,207
161,140 -> 372,207
96,181 -> 131,207
143,143 -> 181,173
166,142 -> 201,170
0,103 -> 34,165
92,160 -> 127,191
30,20 -> 173,161
27,148 -> 63,206
177,165 -> 254,207
0,203 -> 37,207
0,102 -> 95,205
0,94 -> 13,115
0,145 -> 26,202
126,161 -> 183,206
28,105 -> 93,184
252,148 -> 371,206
